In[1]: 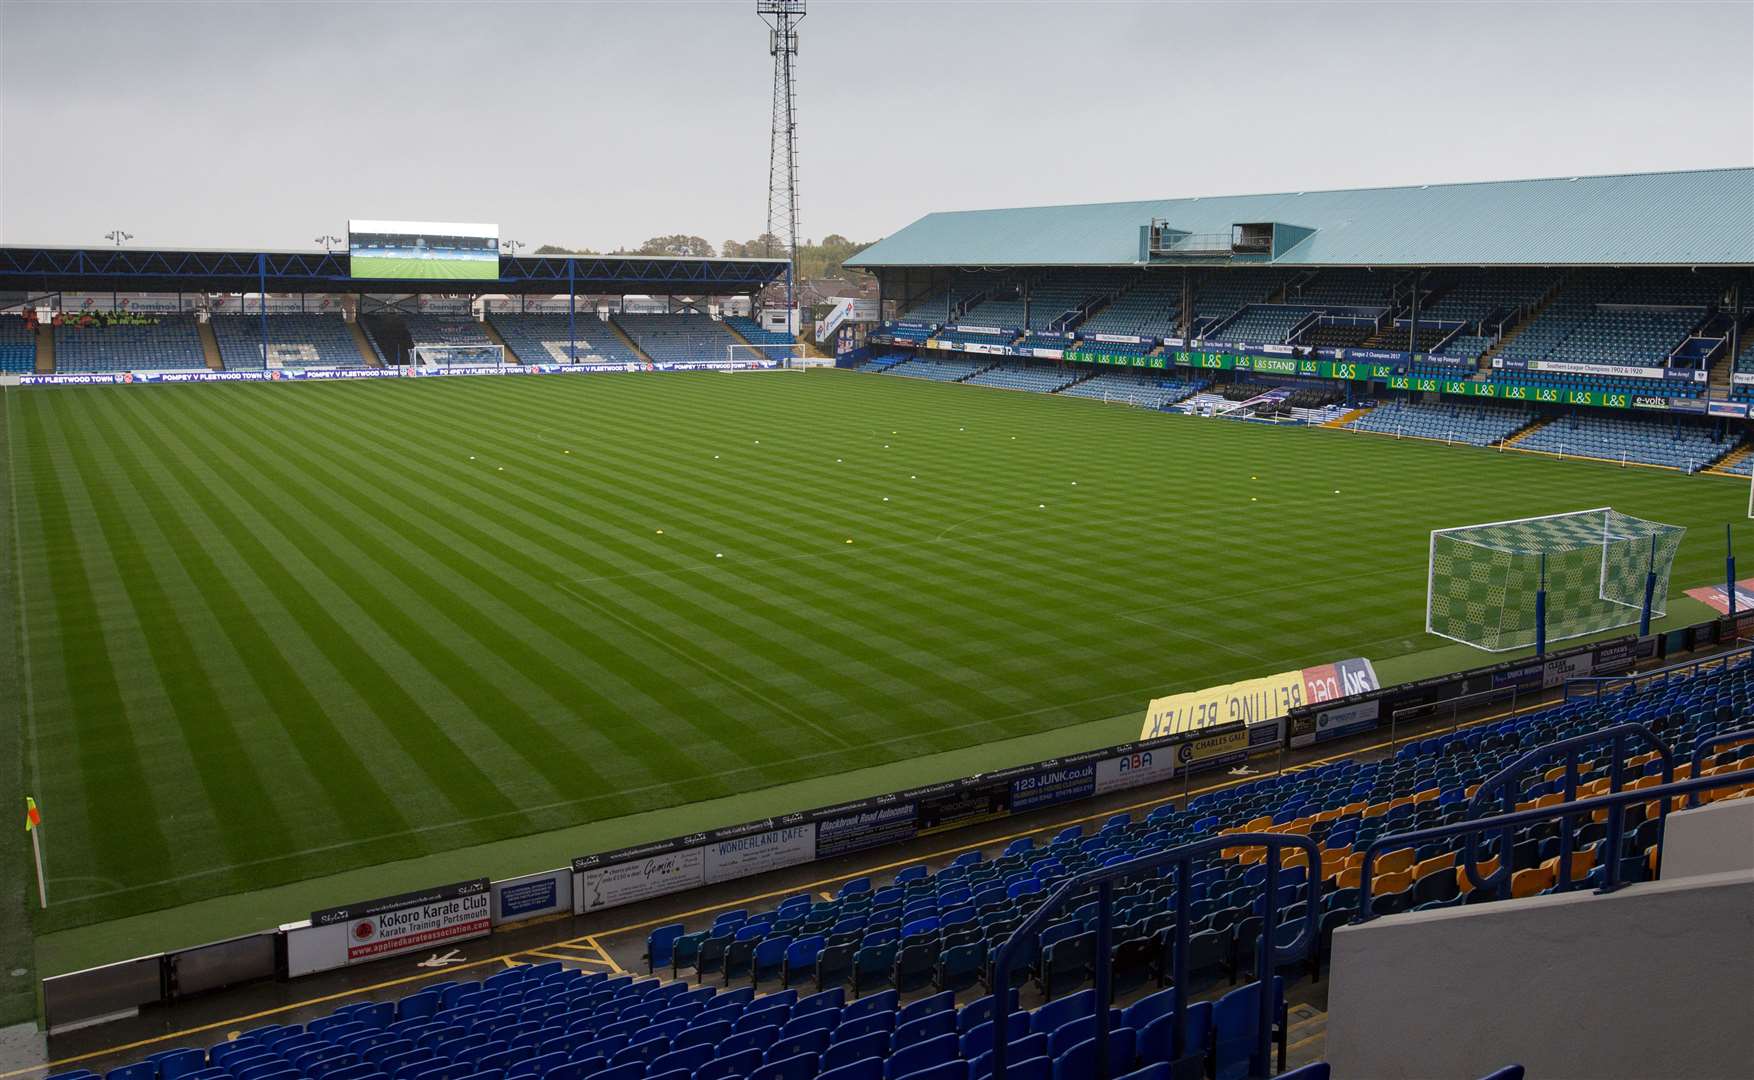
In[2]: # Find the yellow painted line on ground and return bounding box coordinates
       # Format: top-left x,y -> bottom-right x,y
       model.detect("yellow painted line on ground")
4,695 -> 1550,1080
1287,1032 -> 1326,1053
1287,1012 -> 1326,1032
522,949 -> 610,965
583,935 -> 625,974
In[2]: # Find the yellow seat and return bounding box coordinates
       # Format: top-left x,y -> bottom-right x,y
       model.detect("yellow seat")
1371,869 -> 1413,897
1374,847 -> 1416,876
1413,852 -> 1456,881
1456,855 -> 1501,895
1511,865 -> 1556,899
1540,848 -> 1596,881
1335,866 -> 1364,890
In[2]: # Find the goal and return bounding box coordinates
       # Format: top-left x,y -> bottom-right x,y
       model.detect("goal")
1426,508 -> 1686,652
725,342 -> 810,371
410,344 -> 506,369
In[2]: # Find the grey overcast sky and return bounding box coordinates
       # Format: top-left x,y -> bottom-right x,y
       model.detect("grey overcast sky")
2,1 -> 1750,252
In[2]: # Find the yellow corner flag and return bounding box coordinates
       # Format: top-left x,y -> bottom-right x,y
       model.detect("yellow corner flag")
25,796 -> 40,831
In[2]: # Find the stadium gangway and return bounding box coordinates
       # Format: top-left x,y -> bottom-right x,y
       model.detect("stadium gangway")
985,832 -> 1320,1080
1563,641 -> 1754,701
1353,734 -> 1754,923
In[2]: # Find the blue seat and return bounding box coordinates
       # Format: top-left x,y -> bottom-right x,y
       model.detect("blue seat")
1030,989 -> 1097,1035
749,1051 -> 820,1080
968,1035 -> 1047,1080
719,1024 -> 780,1058
645,924 -> 685,972
157,1050 -> 209,1080
885,1033 -> 958,1080
1212,979 -> 1284,1080
646,1044 -> 713,1076
892,1010 -> 956,1050
1123,987 -> 1177,1033
765,1028 -> 831,1063
817,1058 -> 883,1080
697,1048 -> 764,1080
1050,1029 -> 1136,1080
898,991 -> 955,1026
892,1063 -> 966,1080
1115,1066 -> 1172,1080
1136,1001 -> 1212,1067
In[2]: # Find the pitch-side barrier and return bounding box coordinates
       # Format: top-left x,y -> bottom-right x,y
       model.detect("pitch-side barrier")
39,610 -> 1754,1029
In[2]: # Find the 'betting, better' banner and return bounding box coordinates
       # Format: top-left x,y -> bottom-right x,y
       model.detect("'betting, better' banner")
1140,658 -> 1379,740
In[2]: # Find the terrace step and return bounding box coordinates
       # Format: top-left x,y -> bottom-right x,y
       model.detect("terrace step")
1500,416 -> 1551,447
1708,443 -> 1752,475
347,318 -> 383,367
1326,405 -> 1373,428
1477,285 -> 1561,373
607,318 -> 654,363
34,323 -> 53,373
197,318 -> 224,370
479,316 -> 519,364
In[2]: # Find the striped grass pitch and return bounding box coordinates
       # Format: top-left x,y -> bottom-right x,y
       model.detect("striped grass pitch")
2,371 -> 1742,934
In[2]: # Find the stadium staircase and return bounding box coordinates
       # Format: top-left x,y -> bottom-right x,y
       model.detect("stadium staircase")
33,322 -> 53,373
607,318 -> 654,363
1708,352 -> 1734,398
722,319 -> 757,350
1476,283 -> 1562,373
1325,405 -> 1373,428
361,313 -> 413,366
347,319 -> 384,367
1499,416 -> 1550,448
1705,442 -> 1751,475
197,319 -> 225,370
480,317 -> 519,363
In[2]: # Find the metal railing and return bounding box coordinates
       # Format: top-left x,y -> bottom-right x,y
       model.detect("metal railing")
1565,642 -> 1754,701
986,832 -> 1319,1080
1691,727 -> 1754,807
1354,757 -> 1753,923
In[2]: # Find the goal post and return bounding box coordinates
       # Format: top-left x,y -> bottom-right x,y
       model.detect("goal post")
726,342 -> 810,371
409,344 -> 506,369
1426,508 -> 1686,653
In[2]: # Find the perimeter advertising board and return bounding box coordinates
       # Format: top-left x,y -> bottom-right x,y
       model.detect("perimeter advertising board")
309,879 -> 491,965
1140,658 -> 1378,739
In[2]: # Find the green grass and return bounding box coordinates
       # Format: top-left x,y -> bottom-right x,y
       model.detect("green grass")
4,372 -> 1745,965
349,254 -> 498,280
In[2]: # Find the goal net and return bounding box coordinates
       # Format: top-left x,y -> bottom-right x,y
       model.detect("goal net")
410,344 -> 506,369
726,342 -> 809,371
1426,508 -> 1685,652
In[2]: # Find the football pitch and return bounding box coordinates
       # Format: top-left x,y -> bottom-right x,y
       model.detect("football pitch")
2,371 -> 1742,945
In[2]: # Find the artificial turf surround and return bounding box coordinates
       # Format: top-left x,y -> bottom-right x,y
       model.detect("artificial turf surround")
2,371 -> 1743,990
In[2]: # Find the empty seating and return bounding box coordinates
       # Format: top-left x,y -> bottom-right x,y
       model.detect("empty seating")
211,313 -> 364,369
1344,401 -> 1535,446
488,314 -> 644,365
1513,414 -> 1737,472
612,313 -> 742,365
0,315 -> 35,373
54,313 -> 205,372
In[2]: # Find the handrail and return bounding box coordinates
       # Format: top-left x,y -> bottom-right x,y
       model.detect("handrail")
1460,724 -> 1672,897
1691,727 -> 1754,807
987,832 -> 1319,1080
1565,643 -> 1754,701
1353,768 -> 1754,923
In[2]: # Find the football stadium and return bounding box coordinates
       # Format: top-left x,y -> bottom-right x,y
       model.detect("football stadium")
2,3 -> 1753,1080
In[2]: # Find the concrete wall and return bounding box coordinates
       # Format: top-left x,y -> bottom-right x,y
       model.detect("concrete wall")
1660,797 -> 1754,879
1326,869 -> 1754,1080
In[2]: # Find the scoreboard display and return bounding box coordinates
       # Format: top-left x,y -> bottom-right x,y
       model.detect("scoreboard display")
348,220 -> 499,280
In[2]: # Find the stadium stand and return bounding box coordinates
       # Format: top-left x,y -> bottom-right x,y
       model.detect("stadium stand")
488,314 -> 645,365
404,314 -> 496,349
0,315 -> 35,373
84,655 -> 1753,1080
1207,307 -> 1313,347
1191,270 -> 1289,327
1343,401 -> 1536,446
613,313 -> 741,364
1511,413 -> 1737,471
1494,272 -> 1717,378
883,357 -> 986,382
963,363 -> 1080,394
724,315 -> 797,347
53,312 -> 205,372
1057,371 -> 1206,409
1078,278 -> 1182,339
211,313 -> 364,369
895,295 -> 948,325
1284,270 -> 1395,309
853,353 -> 912,374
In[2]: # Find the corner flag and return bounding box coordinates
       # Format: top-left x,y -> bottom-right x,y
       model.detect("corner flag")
26,797 -> 45,908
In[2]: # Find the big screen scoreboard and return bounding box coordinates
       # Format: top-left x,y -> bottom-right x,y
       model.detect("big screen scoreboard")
348,220 -> 499,281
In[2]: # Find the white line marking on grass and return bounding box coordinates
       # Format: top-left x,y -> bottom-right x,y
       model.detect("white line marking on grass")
55,681 -> 1191,900
7,390 -> 42,804
553,578 -> 852,749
